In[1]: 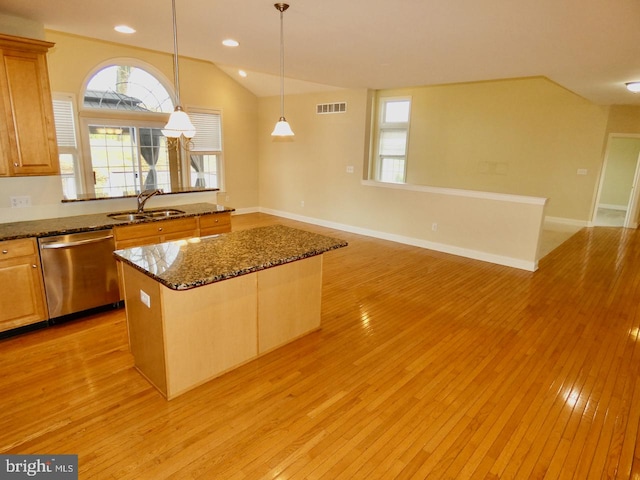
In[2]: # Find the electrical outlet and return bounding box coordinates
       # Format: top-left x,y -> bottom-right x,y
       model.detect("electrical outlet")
346,165 -> 354,174
577,168 -> 588,176
300,200 -> 305,208
432,223 -> 438,232
140,290 -> 151,308
10,196 -> 31,208
225,195 -> 230,202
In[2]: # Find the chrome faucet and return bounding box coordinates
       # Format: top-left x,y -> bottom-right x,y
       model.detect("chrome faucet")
136,189 -> 163,213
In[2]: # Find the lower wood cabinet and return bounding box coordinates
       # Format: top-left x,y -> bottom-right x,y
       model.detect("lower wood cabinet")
114,216 -> 200,249
0,238 -> 48,332
198,212 -> 231,236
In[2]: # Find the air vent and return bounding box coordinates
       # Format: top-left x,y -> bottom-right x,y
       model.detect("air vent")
316,102 -> 347,114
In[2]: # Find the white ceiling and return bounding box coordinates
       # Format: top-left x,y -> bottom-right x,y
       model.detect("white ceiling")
0,0 -> 639,104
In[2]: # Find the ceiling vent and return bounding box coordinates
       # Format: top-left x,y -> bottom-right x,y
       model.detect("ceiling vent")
316,102 -> 347,114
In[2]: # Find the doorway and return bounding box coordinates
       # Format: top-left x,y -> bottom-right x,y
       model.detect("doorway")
593,135 -> 640,228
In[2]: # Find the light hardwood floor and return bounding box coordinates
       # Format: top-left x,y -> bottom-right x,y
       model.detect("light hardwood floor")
1,214 -> 639,479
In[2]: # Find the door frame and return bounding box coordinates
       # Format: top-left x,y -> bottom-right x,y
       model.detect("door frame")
592,133 -> 640,228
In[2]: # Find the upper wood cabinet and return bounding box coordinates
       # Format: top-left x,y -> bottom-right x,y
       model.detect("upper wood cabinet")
0,34 -> 59,176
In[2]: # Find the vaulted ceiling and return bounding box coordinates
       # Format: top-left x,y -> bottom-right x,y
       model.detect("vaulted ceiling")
0,0 -> 639,104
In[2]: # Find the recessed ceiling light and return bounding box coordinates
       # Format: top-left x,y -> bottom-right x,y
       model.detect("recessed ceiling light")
238,70 -> 247,78
114,25 -> 136,34
222,39 -> 239,47
626,82 -> 640,93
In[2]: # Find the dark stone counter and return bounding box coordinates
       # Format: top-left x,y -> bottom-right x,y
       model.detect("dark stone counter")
0,203 -> 234,241
114,224 -> 348,290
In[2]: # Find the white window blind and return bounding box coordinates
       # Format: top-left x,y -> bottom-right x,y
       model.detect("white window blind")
190,111 -> 221,152
379,130 -> 408,156
52,98 -> 77,148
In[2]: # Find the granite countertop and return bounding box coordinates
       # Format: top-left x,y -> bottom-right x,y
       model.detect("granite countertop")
0,203 -> 234,241
114,224 -> 348,290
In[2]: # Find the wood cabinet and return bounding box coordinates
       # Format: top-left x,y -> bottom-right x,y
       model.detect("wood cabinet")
198,212 -> 231,236
114,217 -> 200,250
0,34 -> 59,176
0,238 -> 48,332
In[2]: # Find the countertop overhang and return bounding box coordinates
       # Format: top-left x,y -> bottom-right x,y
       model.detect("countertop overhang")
0,203 -> 234,241
114,224 -> 348,290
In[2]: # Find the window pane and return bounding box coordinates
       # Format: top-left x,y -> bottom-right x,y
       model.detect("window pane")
84,65 -> 173,113
89,125 -> 140,197
139,128 -> 171,191
59,153 -> 77,200
380,157 -> 406,183
384,100 -> 410,123
189,154 -> 219,188
380,130 -> 407,155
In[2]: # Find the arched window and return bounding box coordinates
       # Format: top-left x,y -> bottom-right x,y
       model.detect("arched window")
83,65 -> 173,113
53,62 -> 223,200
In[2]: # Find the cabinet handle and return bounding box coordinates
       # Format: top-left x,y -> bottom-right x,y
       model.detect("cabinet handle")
32,264 -> 37,268
158,227 -> 163,232
13,162 -> 18,167
2,250 -> 7,254
215,219 -> 219,223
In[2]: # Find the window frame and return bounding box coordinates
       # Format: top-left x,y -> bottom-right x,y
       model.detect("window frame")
52,93 -> 84,200
51,59 -> 225,199
78,114 -> 171,196
375,96 -> 411,184
185,108 -> 225,191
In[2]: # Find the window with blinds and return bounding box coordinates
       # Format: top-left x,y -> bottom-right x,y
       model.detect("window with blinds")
187,110 -> 223,189
52,94 -> 81,199
377,98 -> 411,183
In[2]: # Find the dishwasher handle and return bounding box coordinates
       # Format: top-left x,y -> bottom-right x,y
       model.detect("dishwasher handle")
40,234 -> 114,249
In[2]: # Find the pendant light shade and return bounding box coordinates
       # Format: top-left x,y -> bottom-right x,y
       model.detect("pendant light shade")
272,3 -> 294,137
163,106 -> 196,138
162,0 -> 196,140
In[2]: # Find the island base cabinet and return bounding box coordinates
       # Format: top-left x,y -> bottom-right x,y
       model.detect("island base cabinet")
257,255 -> 322,354
121,255 -> 324,400
123,265 -> 258,399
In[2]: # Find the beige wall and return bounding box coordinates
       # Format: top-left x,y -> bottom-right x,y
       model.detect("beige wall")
372,78 -> 610,220
258,89 -> 547,270
0,30 -> 259,222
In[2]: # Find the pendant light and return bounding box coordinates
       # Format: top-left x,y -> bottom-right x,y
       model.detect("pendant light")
162,0 -> 196,139
271,3 -> 294,136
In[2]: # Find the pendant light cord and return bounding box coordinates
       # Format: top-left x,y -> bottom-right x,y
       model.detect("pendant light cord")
279,7 -> 285,119
171,0 -> 181,106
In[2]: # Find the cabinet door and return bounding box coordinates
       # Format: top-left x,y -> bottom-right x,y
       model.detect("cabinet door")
0,46 -> 59,175
0,252 -> 47,332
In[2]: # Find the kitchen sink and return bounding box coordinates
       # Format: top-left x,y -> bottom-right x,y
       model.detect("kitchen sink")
108,209 -> 185,221
108,212 -> 148,221
144,209 -> 185,217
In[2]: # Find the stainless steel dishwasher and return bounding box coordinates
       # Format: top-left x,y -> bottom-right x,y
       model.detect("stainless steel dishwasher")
38,229 -> 120,320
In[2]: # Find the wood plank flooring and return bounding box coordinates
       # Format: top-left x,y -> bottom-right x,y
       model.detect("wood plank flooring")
1,213 -> 640,479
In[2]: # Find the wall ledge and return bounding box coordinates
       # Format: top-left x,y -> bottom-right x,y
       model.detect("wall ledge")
361,180 -> 548,206
259,207 -> 538,272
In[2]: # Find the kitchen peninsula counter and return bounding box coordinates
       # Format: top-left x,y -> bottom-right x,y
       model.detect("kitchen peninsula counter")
114,225 -> 347,399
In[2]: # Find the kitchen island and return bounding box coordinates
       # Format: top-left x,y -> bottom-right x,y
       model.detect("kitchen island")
114,225 -> 347,399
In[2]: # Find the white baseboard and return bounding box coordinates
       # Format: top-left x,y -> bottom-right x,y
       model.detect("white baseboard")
258,207 -> 538,272
229,206 -> 260,215
544,216 -> 589,227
